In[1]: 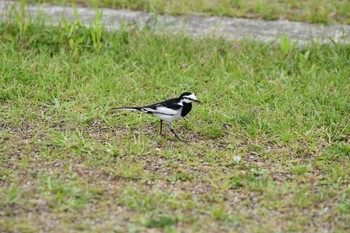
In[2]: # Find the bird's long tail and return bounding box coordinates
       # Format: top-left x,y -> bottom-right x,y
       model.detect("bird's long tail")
111,107 -> 142,111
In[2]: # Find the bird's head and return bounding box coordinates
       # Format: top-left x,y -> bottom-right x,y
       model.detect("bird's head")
179,92 -> 201,104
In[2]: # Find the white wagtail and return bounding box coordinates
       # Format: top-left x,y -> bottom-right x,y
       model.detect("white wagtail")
112,92 -> 201,140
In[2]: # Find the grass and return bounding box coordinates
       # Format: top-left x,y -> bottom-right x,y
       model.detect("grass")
32,0 -> 350,25
1,6 -> 350,232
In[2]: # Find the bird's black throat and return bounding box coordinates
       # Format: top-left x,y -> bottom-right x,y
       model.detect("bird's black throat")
181,103 -> 192,117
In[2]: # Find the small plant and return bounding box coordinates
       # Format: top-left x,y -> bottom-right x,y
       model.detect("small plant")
198,122 -> 225,138
90,0 -> 104,52
146,216 -> 178,228
58,3 -> 84,56
5,183 -> 20,206
69,36 -> 85,56
211,205 -> 229,221
39,175 -> 95,211
167,170 -> 193,182
13,0 -> 29,39
255,0 -> 268,16
280,33 -> 299,56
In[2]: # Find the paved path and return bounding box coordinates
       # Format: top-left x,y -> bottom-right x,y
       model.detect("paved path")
1,0 -> 350,45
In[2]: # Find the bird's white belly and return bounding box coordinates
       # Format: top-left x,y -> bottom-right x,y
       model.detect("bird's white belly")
154,112 -> 183,122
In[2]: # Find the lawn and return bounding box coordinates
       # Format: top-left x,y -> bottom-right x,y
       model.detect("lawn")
35,0 -> 350,24
0,4 -> 350,233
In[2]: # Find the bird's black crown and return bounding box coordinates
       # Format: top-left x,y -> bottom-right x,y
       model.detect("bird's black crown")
179,92 -> 193,98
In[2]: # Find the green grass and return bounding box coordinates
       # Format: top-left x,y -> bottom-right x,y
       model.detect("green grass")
1,8 -> 350,232
33,0 -> 350,24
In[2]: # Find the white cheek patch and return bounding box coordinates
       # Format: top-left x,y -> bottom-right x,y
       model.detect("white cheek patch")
187,93 -> 197,101
182,93 -> 197,102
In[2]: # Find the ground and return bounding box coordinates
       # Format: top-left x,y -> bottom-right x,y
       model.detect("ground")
0,1 -> 350,233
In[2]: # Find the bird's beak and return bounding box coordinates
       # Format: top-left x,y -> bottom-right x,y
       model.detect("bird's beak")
194,99 -> 202,104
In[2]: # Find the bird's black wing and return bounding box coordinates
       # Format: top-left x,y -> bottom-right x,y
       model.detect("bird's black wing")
141,98 -> 182,115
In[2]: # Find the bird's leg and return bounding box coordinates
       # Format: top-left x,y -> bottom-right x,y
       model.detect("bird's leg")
169,123 -> 182,141
159,120 -> 163,135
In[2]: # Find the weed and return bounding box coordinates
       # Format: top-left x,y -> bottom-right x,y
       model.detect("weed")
13,0 -> 29,39
279,33 -> 299,56
145,215 -> 178,228
2,183 -> 20,206
90,0 -> 104,52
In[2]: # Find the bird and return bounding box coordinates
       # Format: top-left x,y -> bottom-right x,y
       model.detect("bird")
112,92 -> 201,141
